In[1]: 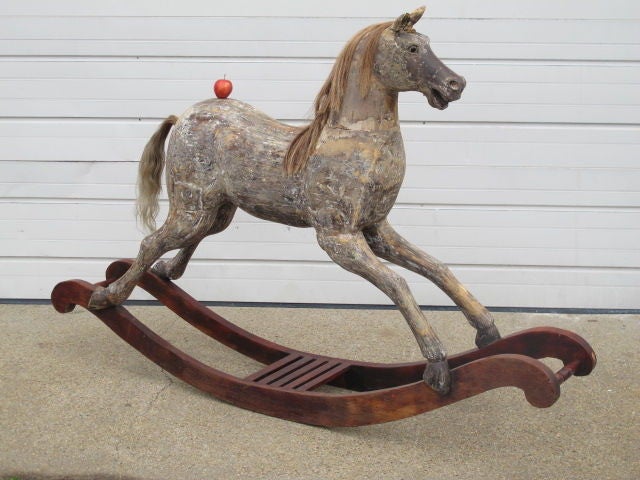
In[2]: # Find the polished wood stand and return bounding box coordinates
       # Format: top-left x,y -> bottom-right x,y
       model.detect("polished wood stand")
51,259 -> 596,427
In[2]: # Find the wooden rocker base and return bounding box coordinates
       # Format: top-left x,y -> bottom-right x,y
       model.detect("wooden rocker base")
51,259 -> 596,427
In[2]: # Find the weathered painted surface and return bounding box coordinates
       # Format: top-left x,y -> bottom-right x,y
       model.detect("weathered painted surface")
88,7 -> 500,394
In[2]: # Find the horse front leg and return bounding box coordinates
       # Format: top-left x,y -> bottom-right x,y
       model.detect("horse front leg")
364,220 -> 500,348
317,230 -> 451,395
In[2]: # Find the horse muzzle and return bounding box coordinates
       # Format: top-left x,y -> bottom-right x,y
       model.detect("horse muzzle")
423,75 -> 466,110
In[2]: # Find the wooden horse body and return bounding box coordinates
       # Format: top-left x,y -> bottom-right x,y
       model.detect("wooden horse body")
87,7 -> 502,395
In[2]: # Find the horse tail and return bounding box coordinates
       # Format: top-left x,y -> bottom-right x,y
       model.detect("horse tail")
136,115 -> 178,232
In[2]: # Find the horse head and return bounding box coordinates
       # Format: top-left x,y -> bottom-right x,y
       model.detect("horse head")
374,6 -> 466,110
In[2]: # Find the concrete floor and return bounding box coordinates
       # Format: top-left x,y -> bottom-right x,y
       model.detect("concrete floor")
0,304 -> 638,480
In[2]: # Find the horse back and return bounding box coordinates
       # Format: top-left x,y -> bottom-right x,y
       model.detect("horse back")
165,99 -> 311,227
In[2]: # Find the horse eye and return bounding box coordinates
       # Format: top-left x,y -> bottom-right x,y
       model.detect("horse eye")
408,45 -> 419,53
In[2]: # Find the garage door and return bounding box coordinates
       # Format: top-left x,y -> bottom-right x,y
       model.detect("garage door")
1,1 -> 638,309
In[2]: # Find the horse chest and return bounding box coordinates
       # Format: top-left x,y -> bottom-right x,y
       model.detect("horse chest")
355,147 -> 405,223
306,131 -> 406,229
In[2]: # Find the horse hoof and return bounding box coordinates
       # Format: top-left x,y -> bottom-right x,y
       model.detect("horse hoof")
475,324 -> 501,349
151,260 -> 170,279
152,260 -> 185,280
88,286 -> 115,310
423,360 -> 451,395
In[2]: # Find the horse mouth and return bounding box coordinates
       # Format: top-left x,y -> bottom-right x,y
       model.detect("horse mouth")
425,88 -> 449,110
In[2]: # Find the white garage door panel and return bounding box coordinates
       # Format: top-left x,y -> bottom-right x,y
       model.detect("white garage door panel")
3,0 -> 638,19
6,62 -> 638,96
1,1 -> 638,308
1,258 -> 637,310
3,17 -> 636,47
398,188 -> 639,209
2,15 -> 638,61
3,60 -> 638,123
8,202 -> 637,230
6,39 -> 635,62
5,59 -> 640,85
3,0 -> 639,20
5,99 -> 636,125
2,121 -> 638,168
3,202 -> 638,270
3,160 -> 639,209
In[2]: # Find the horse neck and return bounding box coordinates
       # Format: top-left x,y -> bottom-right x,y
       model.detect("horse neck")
332,58 -> 399,132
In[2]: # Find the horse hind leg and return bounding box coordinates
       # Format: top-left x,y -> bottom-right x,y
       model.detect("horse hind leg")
152,202 -> 237,280
88,208 -> 217,309
150,243 -> 199,281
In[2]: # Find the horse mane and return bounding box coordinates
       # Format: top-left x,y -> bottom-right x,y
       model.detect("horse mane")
283,21 -> 393,175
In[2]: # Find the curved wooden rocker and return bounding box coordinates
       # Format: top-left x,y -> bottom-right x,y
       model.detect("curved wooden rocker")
51,259 -> 596,427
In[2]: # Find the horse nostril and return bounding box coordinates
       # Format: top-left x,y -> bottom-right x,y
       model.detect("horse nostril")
448,79 -> 460,91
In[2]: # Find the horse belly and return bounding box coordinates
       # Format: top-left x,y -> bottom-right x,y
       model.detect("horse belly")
230,175 -> 311,228
218,127 -> 311,227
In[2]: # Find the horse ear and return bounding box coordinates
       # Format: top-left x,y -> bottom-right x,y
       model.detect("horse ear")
391,13 -> 411,32
391,6 -> 426,32
408,6 -> 426,24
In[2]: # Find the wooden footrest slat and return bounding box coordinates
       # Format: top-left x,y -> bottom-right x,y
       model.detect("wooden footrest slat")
289,361 -> 349,392
244,354 -> 302,383
245,353 -> 349,391
268,358 -> 326,388
260,356 -> 315,386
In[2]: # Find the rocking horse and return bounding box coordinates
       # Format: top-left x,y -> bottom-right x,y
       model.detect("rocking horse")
52,7 -> 595,426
